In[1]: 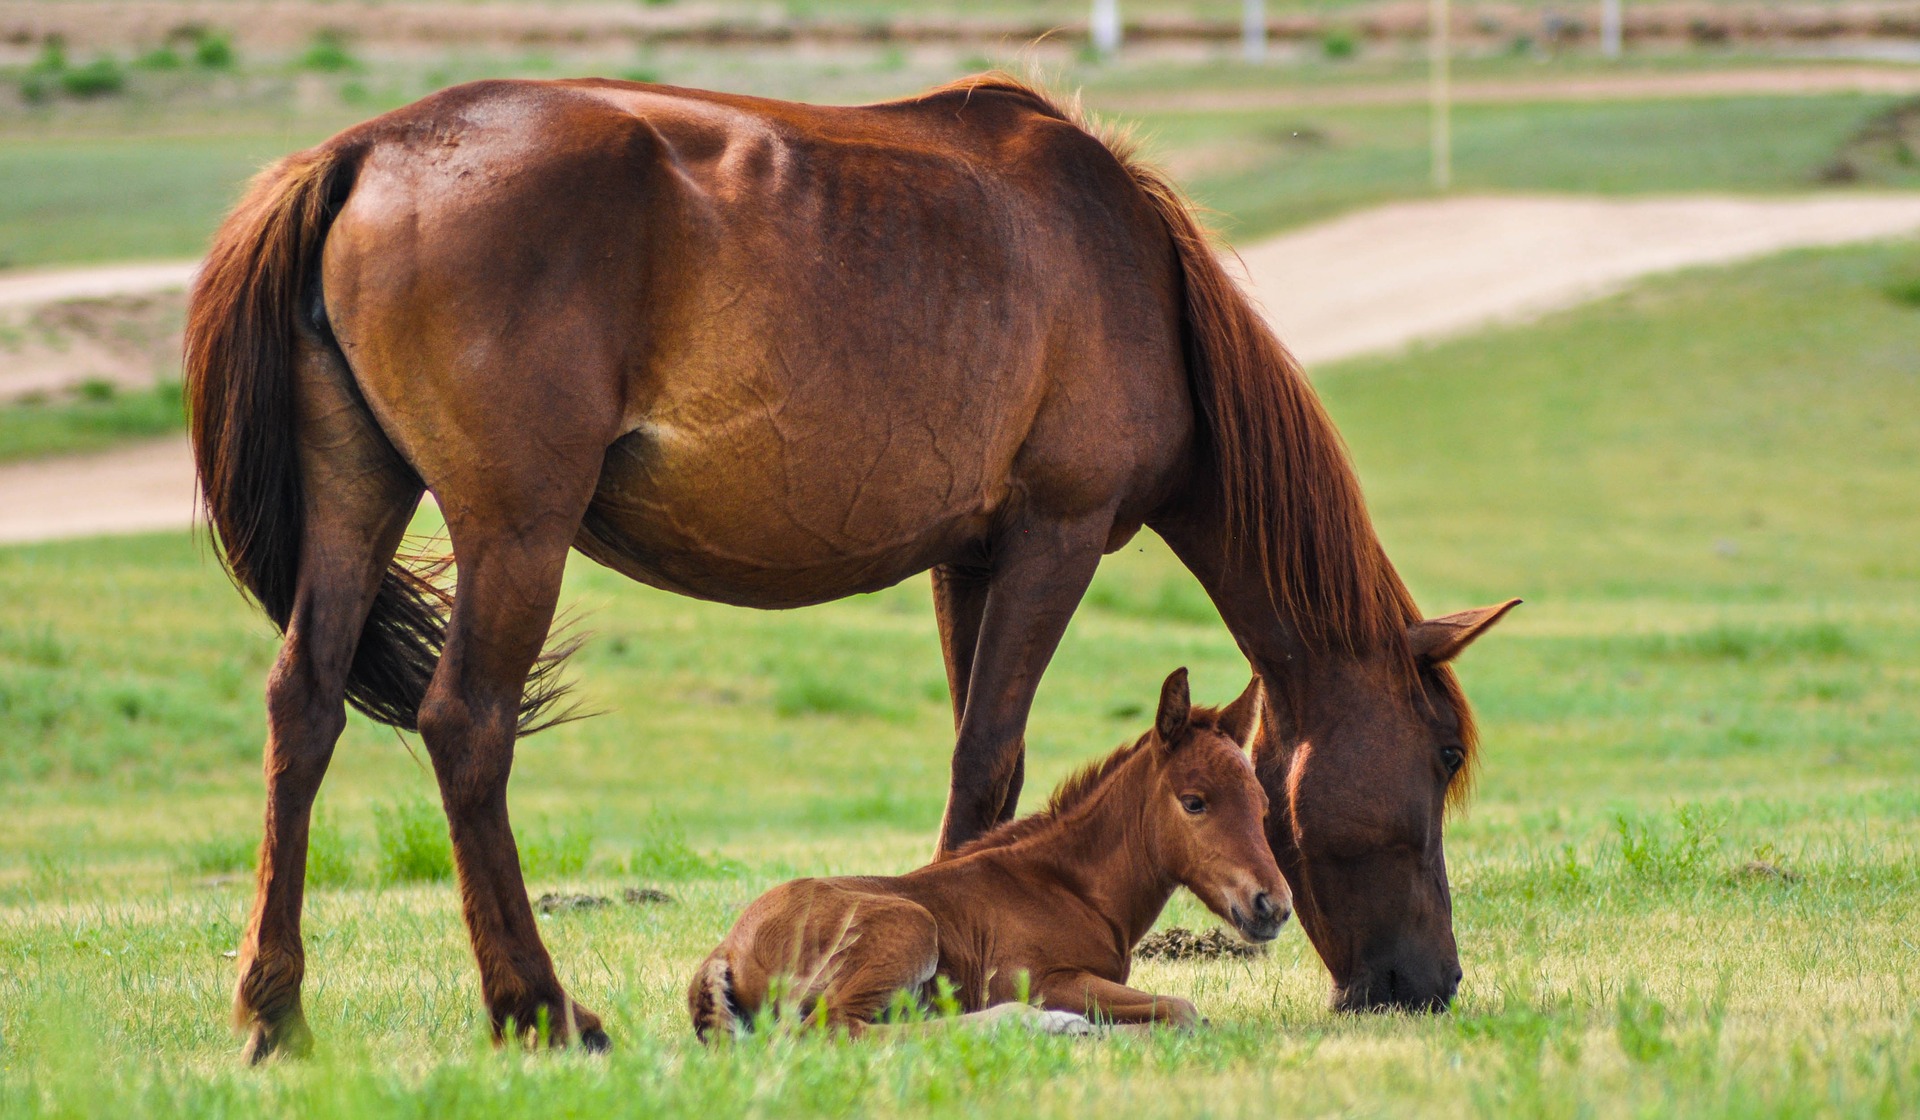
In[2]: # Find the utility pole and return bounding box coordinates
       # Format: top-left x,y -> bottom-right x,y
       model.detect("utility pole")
1092,0 -> 1122,57
1243,0 -> 1267,63
1430,0 -> 1451,189
1601,0 -> 1623,58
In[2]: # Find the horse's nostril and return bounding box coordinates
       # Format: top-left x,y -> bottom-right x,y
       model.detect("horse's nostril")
1252,892 -> 1278,921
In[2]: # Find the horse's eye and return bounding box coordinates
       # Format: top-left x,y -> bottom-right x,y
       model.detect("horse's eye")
1179,795 -> 1207,815
1440,748 -> 1465,776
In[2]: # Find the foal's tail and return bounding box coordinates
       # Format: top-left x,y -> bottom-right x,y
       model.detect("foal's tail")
688,954 -> 745,1043
184,144 -> 570,733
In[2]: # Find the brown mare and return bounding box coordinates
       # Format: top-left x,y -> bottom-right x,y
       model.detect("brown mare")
689,670 -> 1287,1039
184,73 -> 1519,1059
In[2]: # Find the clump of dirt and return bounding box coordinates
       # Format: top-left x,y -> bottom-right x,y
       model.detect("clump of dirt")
536,892 -> 611,913
1818,98 -> 1920,185
535,886 -> 676,913
1729,860 -> 1801,885
1134,926 -> 1265,962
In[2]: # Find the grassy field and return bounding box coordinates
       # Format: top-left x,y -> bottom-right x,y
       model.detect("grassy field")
2,236 -> 1917,1115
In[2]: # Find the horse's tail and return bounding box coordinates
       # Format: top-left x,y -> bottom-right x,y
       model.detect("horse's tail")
688,954 -> 745,1043
184,144 -> 572,733
1124,164 -> 1418,654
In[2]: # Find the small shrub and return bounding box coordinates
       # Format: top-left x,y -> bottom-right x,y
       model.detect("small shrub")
191,30 -> 235,70
1322,28 -> 1358,60
77,378 -> 116,402
373,797 -> 453,884
1614,803 -> 1721,882
60,57 -> 126,98
298,30 -> 357,73
1884,272 -> 1920,308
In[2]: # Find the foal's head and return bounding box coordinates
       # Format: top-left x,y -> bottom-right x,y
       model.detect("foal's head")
1138,668 -> 1290,943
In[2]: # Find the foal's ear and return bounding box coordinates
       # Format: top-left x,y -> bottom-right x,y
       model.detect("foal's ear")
1409,599 -> 1523,664
1215,677 -> 1264,749
1155,667 -> 1191,745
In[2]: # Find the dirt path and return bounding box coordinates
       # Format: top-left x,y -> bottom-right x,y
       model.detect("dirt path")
4,192 -> 1919,546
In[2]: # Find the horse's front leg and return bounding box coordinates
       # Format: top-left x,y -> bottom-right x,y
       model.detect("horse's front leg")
933,515 -> 1110,857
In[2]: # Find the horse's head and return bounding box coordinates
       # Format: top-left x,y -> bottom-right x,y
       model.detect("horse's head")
1258,599 -> 1520,1013
1143,668 -> 1290,943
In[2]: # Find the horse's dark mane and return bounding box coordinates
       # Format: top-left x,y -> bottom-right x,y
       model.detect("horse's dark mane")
921,73 -> 1477,785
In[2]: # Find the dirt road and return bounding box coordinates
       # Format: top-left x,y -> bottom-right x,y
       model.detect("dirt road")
3,192 -> 1918,545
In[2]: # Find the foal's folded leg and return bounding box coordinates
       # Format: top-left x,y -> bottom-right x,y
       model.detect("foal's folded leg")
1036,971 -> 1201,1028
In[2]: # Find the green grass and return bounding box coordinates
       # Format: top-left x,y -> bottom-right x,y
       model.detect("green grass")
0,381 -> 185,462
3,236 -> 1919,1113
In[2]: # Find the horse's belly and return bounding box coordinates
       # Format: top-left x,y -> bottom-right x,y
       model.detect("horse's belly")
576,417 -> 995,608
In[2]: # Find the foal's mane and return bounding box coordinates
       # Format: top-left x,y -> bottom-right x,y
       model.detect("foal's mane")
950,709 -> 1246,859
912,74 -> 1478,792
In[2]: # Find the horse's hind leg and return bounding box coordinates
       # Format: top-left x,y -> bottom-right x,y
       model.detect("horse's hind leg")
236,338 -> 422,1062
415,486 -> 606,1049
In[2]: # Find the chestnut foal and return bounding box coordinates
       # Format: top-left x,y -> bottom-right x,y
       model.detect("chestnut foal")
689,670 -> 1288,1039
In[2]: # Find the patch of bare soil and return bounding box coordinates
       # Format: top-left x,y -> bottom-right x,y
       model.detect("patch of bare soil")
0,292 -> 185,404
1135,926 -> 1265,962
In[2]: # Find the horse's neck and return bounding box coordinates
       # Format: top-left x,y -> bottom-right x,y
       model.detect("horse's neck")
1017,772 -> 1177,950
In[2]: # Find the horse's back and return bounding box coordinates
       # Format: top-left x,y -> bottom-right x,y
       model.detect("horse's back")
320,78 -> 1191,603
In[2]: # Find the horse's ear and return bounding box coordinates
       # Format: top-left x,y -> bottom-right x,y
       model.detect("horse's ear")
1409,599 -> 1522,664
1154,667 -> 1191,746
1215,676 -> 1263,749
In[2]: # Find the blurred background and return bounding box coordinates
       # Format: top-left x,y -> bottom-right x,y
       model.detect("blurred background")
1,3 -> 1918,1114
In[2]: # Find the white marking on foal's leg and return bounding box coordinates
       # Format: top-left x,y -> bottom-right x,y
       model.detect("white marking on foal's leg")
957,1003 -> 1095,1035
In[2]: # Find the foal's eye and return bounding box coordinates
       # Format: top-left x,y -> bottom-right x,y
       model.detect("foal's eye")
1179,795 -> 1207,815
1440,748 -> 1465,776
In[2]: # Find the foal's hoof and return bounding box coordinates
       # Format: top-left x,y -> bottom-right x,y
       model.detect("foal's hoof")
1031,1010 -> 1095,1037
240,1011 -> 314,1064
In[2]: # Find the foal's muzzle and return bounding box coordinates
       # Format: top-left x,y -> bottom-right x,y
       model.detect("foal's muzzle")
1231,890 -> 1289,943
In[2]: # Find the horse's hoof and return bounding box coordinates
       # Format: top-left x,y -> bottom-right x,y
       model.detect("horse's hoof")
240,1012 -> 314,1064
579,1026 -> 612,1053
